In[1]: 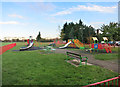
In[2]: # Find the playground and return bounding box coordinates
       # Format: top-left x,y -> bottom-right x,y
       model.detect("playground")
1,37 -> 119,86
1,1 -> 120,86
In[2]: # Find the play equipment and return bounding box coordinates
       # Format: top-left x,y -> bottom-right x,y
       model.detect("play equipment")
48,43 -> 56,47
102,37 -> 108,43
67,39 -> 76,48
90,37 -> 112,53
59,39 -> 85,49
20,41 -> 34,51
74,39 -> 84,49
27,39 -> 29,45
20,36 -> 34,51
68,43 -> 76,48
59,41 -> 72,49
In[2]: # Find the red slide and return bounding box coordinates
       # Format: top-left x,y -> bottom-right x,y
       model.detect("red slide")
104,48 -> 109,53
108,47 -> 112,53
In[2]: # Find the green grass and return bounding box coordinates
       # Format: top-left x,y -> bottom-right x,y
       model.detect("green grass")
112,47 -> 119,52
93,47 -> 119,60
1,42 -> 13,46
2,42 -> 119,85
94,53 -> 118,60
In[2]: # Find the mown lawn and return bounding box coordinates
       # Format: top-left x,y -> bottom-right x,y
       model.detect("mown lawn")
2,42 -> 118,85
1,42 -> 13,46
94,53 -> 118,60
94,47 -> 119,60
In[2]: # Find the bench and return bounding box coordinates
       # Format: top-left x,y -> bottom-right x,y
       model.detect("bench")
66,51 -> 88,66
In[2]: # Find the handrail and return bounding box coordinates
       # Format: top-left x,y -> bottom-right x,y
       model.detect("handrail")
83,75 -> 120,87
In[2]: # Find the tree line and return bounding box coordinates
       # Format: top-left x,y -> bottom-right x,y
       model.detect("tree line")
60,19 -> 120,43
60,19 -> 95,43
98,22 -> 120,42
36,20 -> 119,43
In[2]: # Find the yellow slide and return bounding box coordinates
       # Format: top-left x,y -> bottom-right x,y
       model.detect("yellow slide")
74,39 -> 84,49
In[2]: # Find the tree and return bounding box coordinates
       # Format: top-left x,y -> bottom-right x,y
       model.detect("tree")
60,19 -> 95,43
60,22 -> 70,42
69,27 -> 74,39
100,22 -> 119,41
36,31 -> 41,42
79,19 -> 83,26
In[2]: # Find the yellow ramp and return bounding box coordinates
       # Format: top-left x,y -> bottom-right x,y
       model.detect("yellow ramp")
74,39 -> 84,48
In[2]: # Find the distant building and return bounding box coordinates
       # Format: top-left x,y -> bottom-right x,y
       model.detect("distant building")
3,37 -> 26,42
19,37 -> 26,41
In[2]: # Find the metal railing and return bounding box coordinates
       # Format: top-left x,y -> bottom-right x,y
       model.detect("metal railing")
83,76 -> 120,87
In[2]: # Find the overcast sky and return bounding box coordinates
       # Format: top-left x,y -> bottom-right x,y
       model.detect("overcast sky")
0,1 -> 118,39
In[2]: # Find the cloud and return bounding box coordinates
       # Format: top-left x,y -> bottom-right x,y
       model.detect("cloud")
52,4 -> 117,16
8,14 -> 24,19
90,22 -> 105,29
0,21 -> 19,24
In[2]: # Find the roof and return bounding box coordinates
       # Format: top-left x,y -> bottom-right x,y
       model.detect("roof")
92,37 -> 98,41
103,37 -> 108,41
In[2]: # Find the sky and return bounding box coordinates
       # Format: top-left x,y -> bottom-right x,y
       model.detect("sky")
0,1 -> 118,39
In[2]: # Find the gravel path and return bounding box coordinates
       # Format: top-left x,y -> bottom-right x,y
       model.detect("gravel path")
55,49 -> 119,73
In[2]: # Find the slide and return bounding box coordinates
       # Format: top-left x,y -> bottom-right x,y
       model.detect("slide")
20,42 -> 34,51
105,47 -> 111,53
59,41 -> 72,49
104,44 -> 112,53
108,47 -> 112,53
74,39 -> 84,49
104,48 -> 109,53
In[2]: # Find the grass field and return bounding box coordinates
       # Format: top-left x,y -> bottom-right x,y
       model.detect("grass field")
94,47 -> 119,60
94,53 -> 118,60
2,42 -> 119,85
1,42 -> 13,46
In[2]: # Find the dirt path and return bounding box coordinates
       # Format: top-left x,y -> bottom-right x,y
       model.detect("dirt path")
55,49 -> 119,73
